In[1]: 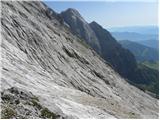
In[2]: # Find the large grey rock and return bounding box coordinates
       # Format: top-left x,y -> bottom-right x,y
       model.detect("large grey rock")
1,1 -> 158,119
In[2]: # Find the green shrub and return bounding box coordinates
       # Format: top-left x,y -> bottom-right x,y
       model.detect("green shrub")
1,106 -> 16,119
40,108 -> 59,119
128,112 -> 136,118
31,99 -> 42,110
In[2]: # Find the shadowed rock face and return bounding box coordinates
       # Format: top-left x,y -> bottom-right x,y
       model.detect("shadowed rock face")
1,1 -> 158,119
61,9 -> 137,80
61,10 -> 158,93
61,8 -> 102,54
89,21 -> 137,79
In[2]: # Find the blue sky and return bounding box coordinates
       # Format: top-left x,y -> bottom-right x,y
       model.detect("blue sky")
43,0 -> 158,28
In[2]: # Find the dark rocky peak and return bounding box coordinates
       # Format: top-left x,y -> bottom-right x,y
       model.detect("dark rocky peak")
61,8 -> 84,20
61,8 -> 101,54
90,21 -> 102,28
89,21 -> 115,41
64,8 -> 80,15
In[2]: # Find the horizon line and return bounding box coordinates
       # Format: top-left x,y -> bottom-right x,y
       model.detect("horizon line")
106,25 -> 159,28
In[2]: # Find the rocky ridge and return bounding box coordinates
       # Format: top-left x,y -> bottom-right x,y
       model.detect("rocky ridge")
61,8 -> 159,95
61,8 -> 102,54
61,9 -> 137,81
1,1 -> 159,119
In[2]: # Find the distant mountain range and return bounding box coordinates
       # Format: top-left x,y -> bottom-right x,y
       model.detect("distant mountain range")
111,32 -> 158,41
119,40 -> 159,62
108,26 -> 159,35
136,40 -> 159,50
108,26 -> 159,50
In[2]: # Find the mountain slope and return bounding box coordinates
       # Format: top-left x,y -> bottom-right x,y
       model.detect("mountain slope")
89,22 -> 137,80
61,10 -> 158,95
133,63 -> 159,98
61,10 -> 138,81
1,1 -> 158,119
60,8 -> 101,54
141,61 -> 159,70
119,40 -> 159,62
137,40 -> 159,50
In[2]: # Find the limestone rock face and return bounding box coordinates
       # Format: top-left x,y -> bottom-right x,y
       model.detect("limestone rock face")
1,1 -> 158,119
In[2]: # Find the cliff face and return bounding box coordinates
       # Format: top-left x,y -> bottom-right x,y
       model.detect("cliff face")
1,1 -> 158,119
61,8 -> 101,54
61,10 -> 137,80
89,21 -> 137,79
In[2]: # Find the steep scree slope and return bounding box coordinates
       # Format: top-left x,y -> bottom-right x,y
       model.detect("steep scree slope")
1,1 -> 158,119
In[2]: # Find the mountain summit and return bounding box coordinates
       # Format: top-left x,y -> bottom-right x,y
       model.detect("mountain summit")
61,8 -> 102,54
1,1 -> 158,119
63,8 -> 83,19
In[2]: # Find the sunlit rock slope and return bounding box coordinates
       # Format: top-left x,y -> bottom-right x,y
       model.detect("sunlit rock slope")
1,1 -> 158,119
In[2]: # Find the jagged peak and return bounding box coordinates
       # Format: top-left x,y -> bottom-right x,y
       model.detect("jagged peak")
90,21 -> 103,29
65,8 -> 79,13
90,21 -> 98,25
61,8 -> 84,20
89,21 -> 103,29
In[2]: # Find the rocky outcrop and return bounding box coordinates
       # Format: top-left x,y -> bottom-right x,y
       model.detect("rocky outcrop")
1,1 -> 158,119
1,87 -> 62,119
61,8 -> 101,54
